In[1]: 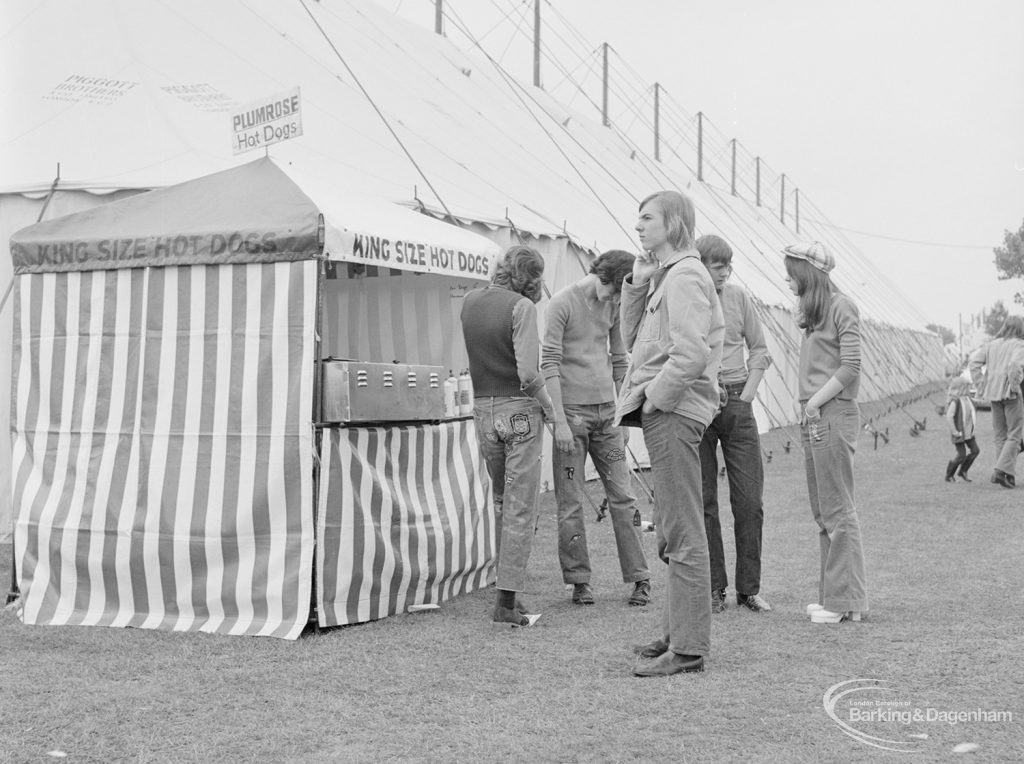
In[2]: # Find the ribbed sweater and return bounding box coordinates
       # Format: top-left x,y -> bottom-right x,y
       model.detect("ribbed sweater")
797,292 -> 861,402
540,282 -> 627,404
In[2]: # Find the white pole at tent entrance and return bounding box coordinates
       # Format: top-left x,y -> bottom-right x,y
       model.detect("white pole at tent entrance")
7,165 -> 61,606
958,312 -> 963,363
309,222 -> 327,633
3,276 -> 13,603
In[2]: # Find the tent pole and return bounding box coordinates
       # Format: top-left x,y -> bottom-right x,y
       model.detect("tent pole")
5,543 -> 17,605
533,0 -> 541,88
34,164 -> 61,224
309,252 -> 327,633
601,43 -> 609,126
0,167 -> 45,605
0,279 -> 14,317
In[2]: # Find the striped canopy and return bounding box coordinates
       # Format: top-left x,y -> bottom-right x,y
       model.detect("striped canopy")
10,161 -> 327,637
10,159 -> 499,638
9,157 -> 502,282
10,159 -> 323,274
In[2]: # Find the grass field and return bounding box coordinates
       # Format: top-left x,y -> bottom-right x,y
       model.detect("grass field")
2,397 -> 1022,763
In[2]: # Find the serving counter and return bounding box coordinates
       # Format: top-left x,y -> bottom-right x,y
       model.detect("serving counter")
315,417 -> 495,627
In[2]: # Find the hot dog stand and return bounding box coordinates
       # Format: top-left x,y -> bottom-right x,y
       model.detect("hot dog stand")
8,158 -> 501,638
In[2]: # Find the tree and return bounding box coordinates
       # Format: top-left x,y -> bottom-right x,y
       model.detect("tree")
984,300 -> 1009,336
993,218 -> 1024,305
925,323 -> 956,345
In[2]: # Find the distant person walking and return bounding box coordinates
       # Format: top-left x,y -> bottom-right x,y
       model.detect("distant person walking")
969,315 -> 1024,489
696,234 -> 773,615
617,190 -> 724,676
461,246 -> 555,626
541,250 -> 651,608
944,376 -> 980,483
782,241 -> 867,625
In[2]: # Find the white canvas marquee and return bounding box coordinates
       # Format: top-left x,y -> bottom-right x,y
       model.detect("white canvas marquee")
1,0 -> 946,543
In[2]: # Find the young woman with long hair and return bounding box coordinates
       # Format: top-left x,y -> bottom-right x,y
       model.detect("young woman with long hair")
783,242 -> 868,625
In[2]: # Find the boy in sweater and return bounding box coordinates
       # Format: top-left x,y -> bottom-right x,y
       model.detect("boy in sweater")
541,250 -> 651,607
696,235 -> 773,614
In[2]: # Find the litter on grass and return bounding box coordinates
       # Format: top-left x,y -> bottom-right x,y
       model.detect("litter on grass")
407,604 -> 440,613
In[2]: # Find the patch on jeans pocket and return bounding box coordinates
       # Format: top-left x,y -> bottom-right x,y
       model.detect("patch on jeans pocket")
605,447 -> 625,462
510,412 -> 531,436
809,420 -> 831,446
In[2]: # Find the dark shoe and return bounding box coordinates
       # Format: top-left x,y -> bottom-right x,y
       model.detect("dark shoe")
627,579 -> 651,607
492,605 -> 534,627
711,588 -> 727,614
737,593 -> 772,612
944,475 -> 955,483
632,637 -> 669,659
956,473 -> 972,483
992,470 -> 1015,489
572,582 -> 595,605
632,651 -> 704,677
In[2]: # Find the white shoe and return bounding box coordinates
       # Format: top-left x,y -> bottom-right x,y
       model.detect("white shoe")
810,608 -> 862,624
806,603 -> 824,615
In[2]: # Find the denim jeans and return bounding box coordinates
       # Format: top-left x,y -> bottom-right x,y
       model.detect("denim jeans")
473,396 -> 545,592
700,394 -> 765,595
642,410 -> 711,658
552,402 -> 649,585
801,398 -> 868,613
990,397 -> 1024,477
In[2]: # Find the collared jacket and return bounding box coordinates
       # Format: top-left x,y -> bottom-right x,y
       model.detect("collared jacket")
969,337 -> 1024,402
614,249 -> 724,427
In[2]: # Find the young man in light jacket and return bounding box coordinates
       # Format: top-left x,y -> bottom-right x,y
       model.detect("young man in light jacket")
969,314 -> 1024,488
617,190 -> 724,677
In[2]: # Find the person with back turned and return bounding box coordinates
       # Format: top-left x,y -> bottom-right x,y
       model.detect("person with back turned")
461,245 -> 555,627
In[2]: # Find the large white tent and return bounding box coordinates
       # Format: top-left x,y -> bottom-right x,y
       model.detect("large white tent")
1,0 -> 945,543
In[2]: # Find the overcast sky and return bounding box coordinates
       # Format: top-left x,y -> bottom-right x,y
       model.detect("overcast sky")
392,0 -> 1024,333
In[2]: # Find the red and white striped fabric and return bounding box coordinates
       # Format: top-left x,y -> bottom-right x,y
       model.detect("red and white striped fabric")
12,261 -> 317,639
317,419 -> 495,627
320,271 -> 477,375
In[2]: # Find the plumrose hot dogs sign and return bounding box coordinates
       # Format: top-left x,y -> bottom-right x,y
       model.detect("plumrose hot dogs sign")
231,87 -> 303,154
